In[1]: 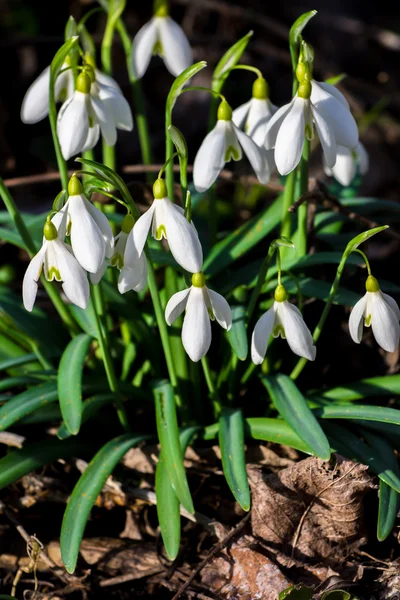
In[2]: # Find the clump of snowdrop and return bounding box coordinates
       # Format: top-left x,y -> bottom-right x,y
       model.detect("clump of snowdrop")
57,66 -> 133,160
233,76 -> 278,147
132,0 -> 192,78
126,178 -> 203,274
23,218 -> 89,312
264,58 -> 359,176
193,99 -> 273,192
251,284 -> 316,364
349,275 -> 400,352
165,272 -> 232,362
325,142 -> 369,187
54,175 -> 114,274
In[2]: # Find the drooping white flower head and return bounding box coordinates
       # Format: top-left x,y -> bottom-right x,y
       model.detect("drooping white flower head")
54,175 -> 114,274
132,0 -> 192,78
264,78 -> 359,176
251,284 -> 316,364
193,100 -> 273,193
165,272 -> 232,362
129,178 -> 203,274
118,236 -> 148,295
23,219 -> 89,312
233,77 -> 278,147
349,275 -> 400,353
324,142 -> 369,187
21,62 -> 74,124
57,68 -> 133,160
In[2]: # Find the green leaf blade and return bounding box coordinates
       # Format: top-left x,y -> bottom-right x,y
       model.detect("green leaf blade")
219,408 -> 250,511
226,306 -> 248,361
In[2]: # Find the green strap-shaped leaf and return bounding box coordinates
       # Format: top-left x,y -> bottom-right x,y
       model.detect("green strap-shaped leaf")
58,333 -> 93,435
361,429 -> 399,541
60,433 -> 150,573
166,61 -> 207,115
310,374 -> 400,402
226,306 -> 248,361
156,426 -> 198,560
0,382 -> 58,431
153,380 -> 194,514
263,374 -> 331,460
314,403 -> 400,425
323,422 -> 400,493
246,418 -> 313,454
0,438 -> 88,490
0,375 -> 39,392
212,30 -> 253,86
57,393 -> 115,440
219,408 -> 250,511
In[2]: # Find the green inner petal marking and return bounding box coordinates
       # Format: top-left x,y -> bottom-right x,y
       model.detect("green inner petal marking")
153,40 -> 163,57
47,266 -> 62,282
155,224 -> 167,240
365,314 -> 372,327
273,324 -> 286,339
225,146 -> 240,162
305,123 -> 313,141
207,308 -> 215,320
111,253 -> 123,269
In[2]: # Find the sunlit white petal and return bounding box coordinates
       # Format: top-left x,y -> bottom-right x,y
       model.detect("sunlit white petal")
90,260 -> 108,285
161,198 -> 203,273
182,287 -> 212,362
22,244 -> 47,311
207,288 -> 232,330
311,84 -> 358,149
83,196 -> 114,258
312,80 -> 349,109
131,203 -> 156,257
277,301 -> 316,360
132,18 -> 159,79
90,92 -> 117,147
264,100 -> 293,149
193,121 -> 227,192
245,98 -> 277,146
235,125 -> 271,183
118,254 -> 148,294
52,239 -> 89,309
370,292 -> 400,352
251,307 -> 276,365
313,104 -> 337,169
81,123 -> 101,154
381,292 -> 400,320
349,294 -> 368,344
21,66 -> 51,124
165,288 -> 191,324
274,97 -> 305,175
57,92 -> 89,160
232,100 -> 252,129
68,194 -> 106,273
157,17 -> 192,76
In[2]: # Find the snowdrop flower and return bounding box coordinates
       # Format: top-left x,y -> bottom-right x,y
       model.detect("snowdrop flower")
193,100 -> 273,192
54,175 -> 114,274
21,61 -> 74,124
129,178 -> 203,273
349,275 -> 400,352
118,236 -> 148,295
23,219 -> 89,312
165,272 -> 232,362
251,284 -> 316,364
132,0 -> 192,78
264,79 -> 359,176
233,77 -> 278,147
324,142 -> 369,187
111,214 -> 134,270
57,69 -> 133,160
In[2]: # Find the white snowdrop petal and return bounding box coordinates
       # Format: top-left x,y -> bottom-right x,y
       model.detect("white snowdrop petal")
131,203 -> 156,258
162,199 -> 203,273
51,203 -> 69,241
157,17 -> 192,77
348,294 -> 368,344
99,85 -> 133,131
235,125 -> 271,184
51,239 -> 89,309
277,301 -> 316,361
251,307 -> 276,365
274,97 -> 305,176
312,104 -> 337,169
371,292 -> 400,352
82,195 -> 114,258
81,124 -> 101,154
263,100 -> 293,149
90,260 -> 108,285
165,288 -> 191,324
132,18 -> 159,79
182,287 -> 212,362
21,66 -> 51,124
90,93 -> 117,147
329,145 -> 355,186
246,98 -> 276,147
207,288 -> 232,330
311,85 -> 358,149
22,244 -> 47,312
193,121 -> 227,192
232,100 -> 252,129
381,292 -> 400,320
118,255 -> 148,294
312,80 -> 350,109
68,195 -> 106,273
57,92 -> 89,160
95,69 -> 122,93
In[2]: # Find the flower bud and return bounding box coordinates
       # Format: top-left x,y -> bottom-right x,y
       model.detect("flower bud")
76,71 -> 91,94
217,100 -> 233,121
121,213 -> 135,234
365,275 -> 380,293
68,174 -> 83,196
252,77 -> 269,100
153,178 -> 168,199
274,284 -> 288,303
192,272 -> 205,288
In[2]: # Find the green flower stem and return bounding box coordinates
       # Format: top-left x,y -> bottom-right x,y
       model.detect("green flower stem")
100,13 -> 116,171
165,113 -> 175,201
91,283 -> 130,431
201,355 -> 222,419
102,141 -> 116,171
49,72 -> 68,191
0,179 -> 79,335
247,244 -> 276,322
280,169 -> 297,259
294,139 -> 309,257
116,20 -> 153,181
290,251 -> 348,380
353,249 -> 372,275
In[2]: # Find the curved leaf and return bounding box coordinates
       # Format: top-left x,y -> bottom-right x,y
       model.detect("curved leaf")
219,408 -> 250,510
314,403 -> 400,425
212,31 -> 253,86
309,374 -> 400,402
0,438 -> 88,490
263,374 -> 331,460
226,306 -> 248,361
58,333 -> 93,435
166,61 -> 207,115
246,418 -> 313,454
60,433 -> 150,573
50,36 -> 79,80
0,382 -> 58,431
57,393 -> 115,440
289,11 -> 317,46
153,380 -> 194,514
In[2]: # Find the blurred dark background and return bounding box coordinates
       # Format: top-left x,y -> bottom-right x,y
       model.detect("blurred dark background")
1,0 -> 400,199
